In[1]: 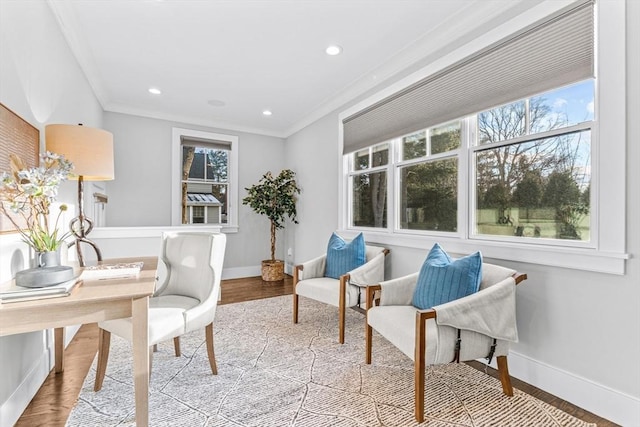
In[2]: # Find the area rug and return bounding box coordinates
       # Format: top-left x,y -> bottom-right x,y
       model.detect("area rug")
67,295 -> 594,426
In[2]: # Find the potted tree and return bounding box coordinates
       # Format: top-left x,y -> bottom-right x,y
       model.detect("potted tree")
243,169 -> 300,281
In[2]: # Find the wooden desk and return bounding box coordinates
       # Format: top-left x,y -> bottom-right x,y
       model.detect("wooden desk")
0,257 -> 157,427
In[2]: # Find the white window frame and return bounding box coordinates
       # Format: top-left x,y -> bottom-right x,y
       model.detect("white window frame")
337,1 -> 628,275
171,127 -> 239,232
347,143 -> 391,230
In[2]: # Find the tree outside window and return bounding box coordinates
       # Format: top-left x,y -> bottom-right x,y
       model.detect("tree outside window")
475,80 -> 593,240
347,79 -> 593,244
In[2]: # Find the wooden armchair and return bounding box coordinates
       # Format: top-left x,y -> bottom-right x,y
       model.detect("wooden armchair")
365,262 -> 527,422
293,245 -> 389,343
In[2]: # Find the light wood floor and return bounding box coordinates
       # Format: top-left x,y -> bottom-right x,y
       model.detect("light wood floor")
16,275 -> 616,427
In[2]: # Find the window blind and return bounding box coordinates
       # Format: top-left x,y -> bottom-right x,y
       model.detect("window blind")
180,135 -> 231,151
342,0 -> 594,154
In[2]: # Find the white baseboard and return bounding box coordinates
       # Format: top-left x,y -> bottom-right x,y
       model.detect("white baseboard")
507,351 -> 640,426
222,264 -> 295,280
0,349 -> 50,427
0,326 -> 80,426
222,265 -> 261,280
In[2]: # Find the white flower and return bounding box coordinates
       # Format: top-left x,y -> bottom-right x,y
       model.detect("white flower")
0,152 -> 74,252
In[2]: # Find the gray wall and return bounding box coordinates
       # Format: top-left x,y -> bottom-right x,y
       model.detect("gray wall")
103,111 -> 287,271
284,2 -> 640,425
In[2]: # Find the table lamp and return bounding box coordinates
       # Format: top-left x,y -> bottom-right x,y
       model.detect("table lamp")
45,124 -> 114,266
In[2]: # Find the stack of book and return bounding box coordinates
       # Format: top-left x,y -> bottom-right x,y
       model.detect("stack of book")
80,261 -> 144,280
0,277 -> 80,304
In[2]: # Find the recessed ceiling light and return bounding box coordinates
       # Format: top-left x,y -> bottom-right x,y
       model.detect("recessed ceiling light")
262,110 -> 272,116
207,99 -> 226,107
326,45 -> 342,56
148,87 -> 162,95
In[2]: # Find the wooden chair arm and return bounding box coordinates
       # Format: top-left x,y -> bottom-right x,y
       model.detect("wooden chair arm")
366,284 -> 382,309
416,308 -> 437,321
514,272 -> 527,285
293,265 -> 303,287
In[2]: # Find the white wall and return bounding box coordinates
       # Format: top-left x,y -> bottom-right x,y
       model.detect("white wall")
0,1 -> 104,425
285,1 -> 640,425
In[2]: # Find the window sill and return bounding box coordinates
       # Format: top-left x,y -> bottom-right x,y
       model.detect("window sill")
338,229 -> 629,275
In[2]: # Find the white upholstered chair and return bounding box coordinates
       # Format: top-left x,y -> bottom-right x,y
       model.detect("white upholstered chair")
293,244 -> 389,344
94,231 -> 226,391
365,262 -> 527,422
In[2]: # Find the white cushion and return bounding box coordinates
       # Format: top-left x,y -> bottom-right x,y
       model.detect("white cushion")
368,305 -> 509,365
151,294 -> 200,311
98,295 -> 199,345
296,277 -> 361,307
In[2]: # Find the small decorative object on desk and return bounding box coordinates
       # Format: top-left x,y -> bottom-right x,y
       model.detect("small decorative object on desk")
81,261 -> 144,280
1,151 -> 76,287
0,277 -> 80,304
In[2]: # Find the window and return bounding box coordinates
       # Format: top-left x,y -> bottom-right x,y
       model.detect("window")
399,122 -> 460,232
171,128 -> 238,230
473,81 -> 593,242
182,145 -> 227,225
338,1 -> 628,274
349,143 -> 388,228
191,205 -> 205,223
345,80 -> 593,243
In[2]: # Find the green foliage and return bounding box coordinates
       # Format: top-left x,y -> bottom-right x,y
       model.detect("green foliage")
403,159 -> 457,231
513,171 -> 543,220
542,171 -> 581,207
243,169 -> 301,261
542,171 -> 588,239
430,126 -> 460,154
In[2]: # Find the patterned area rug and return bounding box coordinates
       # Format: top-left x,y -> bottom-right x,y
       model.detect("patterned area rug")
67,295 -> 594,426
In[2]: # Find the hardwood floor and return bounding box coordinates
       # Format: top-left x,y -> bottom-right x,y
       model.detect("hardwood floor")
16,275 -> 616,427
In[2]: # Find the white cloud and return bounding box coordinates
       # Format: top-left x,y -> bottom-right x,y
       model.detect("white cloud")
586,100 -> 595,114
553,98 -> 568,110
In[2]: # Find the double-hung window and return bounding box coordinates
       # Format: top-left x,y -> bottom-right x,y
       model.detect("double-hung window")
349,143 -> 389,228
398,121 -> 461,233
171,128 -> 239,230
472,81 -> 594,243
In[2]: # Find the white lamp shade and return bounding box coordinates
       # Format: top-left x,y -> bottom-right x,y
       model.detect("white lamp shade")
45,124 -> 114,181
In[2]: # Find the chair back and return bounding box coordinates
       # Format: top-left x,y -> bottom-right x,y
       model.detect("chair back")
479,262 -> 517,291
159,232 -> 227,306
365,245 -> 387,261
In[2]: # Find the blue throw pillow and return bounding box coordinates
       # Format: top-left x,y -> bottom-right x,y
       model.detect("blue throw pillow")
412,243 -> 483,309
324,233 -> 366,279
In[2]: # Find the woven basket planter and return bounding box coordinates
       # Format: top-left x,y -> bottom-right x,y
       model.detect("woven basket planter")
261,260 -> 284,282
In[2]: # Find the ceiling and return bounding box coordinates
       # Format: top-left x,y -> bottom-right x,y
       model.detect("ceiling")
47,0 -> 545,138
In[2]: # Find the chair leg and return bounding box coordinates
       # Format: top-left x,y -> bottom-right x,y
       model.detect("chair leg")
365,322 -> 372,364
293,267 -> 299,324
365,286 -> 375,364
94,328 -> 111,391
414,313 -> 427,423
205,323 -> 218,375
173,337 -> 181,357
497,355 -> 514,396
339,276 -> 347,344
149,346 -> 153,381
